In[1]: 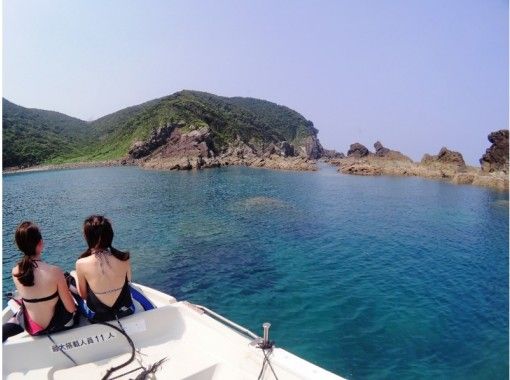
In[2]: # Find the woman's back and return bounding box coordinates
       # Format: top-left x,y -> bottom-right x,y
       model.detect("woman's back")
76,250 -> 132,308
75,215 -> 134,322
12,261 -> 59,328
10,220 -> 76,334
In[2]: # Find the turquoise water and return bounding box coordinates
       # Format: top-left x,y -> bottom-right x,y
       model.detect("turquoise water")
3,165 -> 508,379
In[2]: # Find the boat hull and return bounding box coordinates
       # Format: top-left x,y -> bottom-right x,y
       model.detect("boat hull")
2,284 -> 345,379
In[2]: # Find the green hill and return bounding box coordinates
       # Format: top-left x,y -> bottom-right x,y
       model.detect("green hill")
3,90 -> 319,168
2,99 -> 95,167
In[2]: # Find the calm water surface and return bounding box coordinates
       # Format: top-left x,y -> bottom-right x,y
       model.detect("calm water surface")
3,165 -> 508,379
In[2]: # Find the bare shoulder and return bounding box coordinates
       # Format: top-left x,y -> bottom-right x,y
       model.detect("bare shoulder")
47,263 -> 64,276
76,256 -> 93,272
119,257 -> 131,270
76,255 -> 92,265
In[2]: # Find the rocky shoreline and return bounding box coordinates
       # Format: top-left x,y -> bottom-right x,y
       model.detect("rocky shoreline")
3,156 -> 317,175
2,160 -> 125,174
4,128 -> 508,192
325,130 -> 509,191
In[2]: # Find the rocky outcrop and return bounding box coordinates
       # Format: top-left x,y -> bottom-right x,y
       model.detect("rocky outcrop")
480,130 -> 509,173
374,141 -> 390,157
296,136 -> 323,159
373,141 -> 412,161
279,141 -> 295,157
421,147 -> 466,168
128,123 -> 176,159
328,141 -> 508,191
136,125 -> 318,171
347,143 -> 370,158
419,147 -> 466,178
140,126 -> 217,170
322,149 -> 345,159
334,141 -> 414,176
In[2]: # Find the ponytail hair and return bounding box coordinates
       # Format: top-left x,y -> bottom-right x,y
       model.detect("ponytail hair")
80,215 -> 129,261
14,221 -> 42,286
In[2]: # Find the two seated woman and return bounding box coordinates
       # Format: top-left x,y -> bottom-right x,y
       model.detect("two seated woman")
3,215 -> 148,341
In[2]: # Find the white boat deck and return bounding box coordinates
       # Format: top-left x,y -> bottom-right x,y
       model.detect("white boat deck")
3,284 -> 345,379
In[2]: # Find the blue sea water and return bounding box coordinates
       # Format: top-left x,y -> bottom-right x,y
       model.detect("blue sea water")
2,165 -> 508,379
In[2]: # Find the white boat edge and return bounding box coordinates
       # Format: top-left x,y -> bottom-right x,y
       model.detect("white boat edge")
2,283 -> 347,380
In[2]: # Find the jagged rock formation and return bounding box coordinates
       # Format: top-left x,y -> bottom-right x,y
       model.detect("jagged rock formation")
298,136 -> 324,159
374,141 -> 390,157
480,130 -> 509,173
140,126 -> 217,170
418,147 -> 466,178
128,123 -> 177,159
373,141 -> 412,161
421,147 -> 466,168
139,126 -> 317,171
327,141 -> 508,191
116,91 -> 326,171
347,143 -> 370,158
333,141 -> 414,176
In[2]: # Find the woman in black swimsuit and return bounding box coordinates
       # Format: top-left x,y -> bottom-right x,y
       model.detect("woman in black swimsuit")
3,222 -> 77,341
75,215 -> 135,322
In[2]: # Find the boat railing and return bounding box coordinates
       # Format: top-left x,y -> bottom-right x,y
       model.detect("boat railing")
192,303 -> 259,341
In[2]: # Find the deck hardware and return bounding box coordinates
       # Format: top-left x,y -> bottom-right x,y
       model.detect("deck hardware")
262,322 -> 271,347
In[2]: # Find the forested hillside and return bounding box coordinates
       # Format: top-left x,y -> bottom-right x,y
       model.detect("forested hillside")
2,99 -> 94,167
3,90 -> 319,168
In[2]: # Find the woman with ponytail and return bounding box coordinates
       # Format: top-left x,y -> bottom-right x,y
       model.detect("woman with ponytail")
4,222 -> 77,340
74,215 -> 136,322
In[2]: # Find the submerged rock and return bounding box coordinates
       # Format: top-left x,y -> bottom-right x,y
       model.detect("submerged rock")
241,196 -> 289,208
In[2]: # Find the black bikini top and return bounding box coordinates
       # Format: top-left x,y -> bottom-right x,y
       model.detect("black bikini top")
22,290 -> 59,303
85,275 -> 133,322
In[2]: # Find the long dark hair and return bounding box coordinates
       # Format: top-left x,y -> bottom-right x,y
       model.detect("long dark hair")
14,221 -> 42,286
79,215 -> 129,261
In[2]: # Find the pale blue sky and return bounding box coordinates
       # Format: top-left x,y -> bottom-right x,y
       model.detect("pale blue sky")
3,0 -> 508,164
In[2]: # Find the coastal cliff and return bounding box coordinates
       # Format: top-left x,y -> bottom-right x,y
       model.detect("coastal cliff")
326,134 -> 509,191
137,125 -> 317,171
